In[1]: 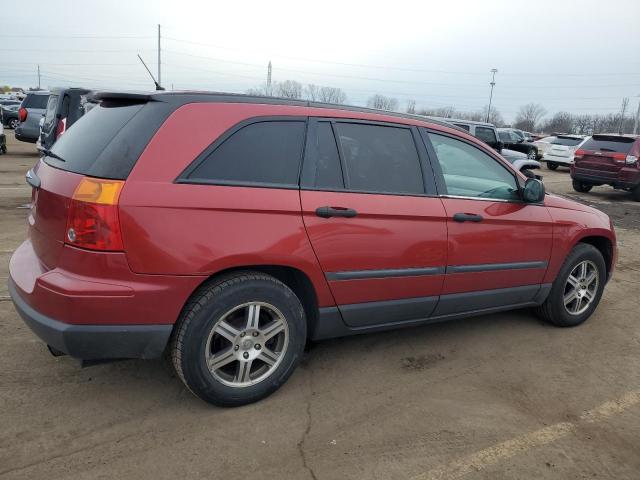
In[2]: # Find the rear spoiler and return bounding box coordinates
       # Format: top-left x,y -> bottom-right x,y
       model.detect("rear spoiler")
591,134 -> 636,143
89,91 -> 156,103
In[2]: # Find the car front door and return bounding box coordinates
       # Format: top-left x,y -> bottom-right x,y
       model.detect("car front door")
421,129 -> 554,317
300,119 -> 448,329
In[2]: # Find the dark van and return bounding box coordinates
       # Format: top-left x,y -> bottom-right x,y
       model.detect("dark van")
39,88 -> 95,150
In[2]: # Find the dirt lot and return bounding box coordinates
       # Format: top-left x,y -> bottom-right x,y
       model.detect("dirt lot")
0,132 -> 638,480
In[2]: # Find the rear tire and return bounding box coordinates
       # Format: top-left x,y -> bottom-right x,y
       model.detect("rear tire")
171,271 -> 306,407
535,243 -> 606,327
547,162 -> 558,170
527,149 -> 537,160
572,180 -> 593,193
9,119 -> 19,129
632,185 -> 640,202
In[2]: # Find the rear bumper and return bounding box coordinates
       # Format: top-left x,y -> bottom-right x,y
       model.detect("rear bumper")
14,128 -> 37,143
9,278 -> 172,359
543,155 -> 573,165
571,166 -> 640,189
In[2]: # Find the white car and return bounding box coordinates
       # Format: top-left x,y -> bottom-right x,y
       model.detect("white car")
542,135 -> 588,170
533,135 -> 557,157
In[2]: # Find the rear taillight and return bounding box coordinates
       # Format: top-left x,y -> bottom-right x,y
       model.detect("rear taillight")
612,153 -> 627,162
18,107 -> 27,122
55,117 -> 67,138
625,155 -> 638,165
574,149 -> 585,161
65,178 -> 124,251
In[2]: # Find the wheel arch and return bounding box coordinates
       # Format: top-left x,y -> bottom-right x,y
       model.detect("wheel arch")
576,235 -> 614,276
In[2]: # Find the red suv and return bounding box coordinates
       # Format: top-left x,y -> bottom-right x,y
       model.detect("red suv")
571,134 -> 640,200
9,92 -> 617,406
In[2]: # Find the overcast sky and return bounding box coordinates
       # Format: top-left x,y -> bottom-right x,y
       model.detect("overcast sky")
2,0 -> 639,122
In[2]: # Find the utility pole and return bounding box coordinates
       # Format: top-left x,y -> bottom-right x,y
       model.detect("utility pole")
157,24 -> 161,87
267,61 -> 272,96
618,97 -> 629,134
486,68 -> 498,123
633,96 -> 640,135
37,64 -> 40,90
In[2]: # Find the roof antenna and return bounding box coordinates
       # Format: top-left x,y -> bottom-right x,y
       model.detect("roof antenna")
137,54 -> 164,91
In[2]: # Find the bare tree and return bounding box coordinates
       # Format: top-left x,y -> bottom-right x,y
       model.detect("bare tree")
514,103 -> 547,132
318,86 -> 347,104
246,83 -> 271,96
617,97 -> 629,134
367,94 -> 399,111
481,105 -> 504,126
406,99 -> 416,114
305,84 -> 319,101
540,112 -> 574,134
417,106 -> 456,118
275,80 -> 303,99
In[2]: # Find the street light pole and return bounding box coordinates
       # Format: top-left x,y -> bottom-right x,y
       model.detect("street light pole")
486,68 -> 498,123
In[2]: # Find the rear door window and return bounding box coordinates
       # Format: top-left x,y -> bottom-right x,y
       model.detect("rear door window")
42,95 -> 59,132
580,136 -> 635,154
186,120 -> 306,187
302,121 -> 344,189
454,123 -> 470,131
333,122 -> 424,195
475,126 -> 497,145
551,137 -> 584,146
24,94 -> 49,109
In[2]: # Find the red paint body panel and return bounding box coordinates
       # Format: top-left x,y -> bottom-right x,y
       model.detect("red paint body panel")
301,190 -> 447,305
440,198 -> 554,294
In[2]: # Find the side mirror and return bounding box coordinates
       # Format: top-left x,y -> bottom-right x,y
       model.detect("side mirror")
522,178 -> 545,203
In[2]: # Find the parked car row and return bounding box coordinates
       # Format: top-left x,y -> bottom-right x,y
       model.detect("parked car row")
8,88 -> 95,150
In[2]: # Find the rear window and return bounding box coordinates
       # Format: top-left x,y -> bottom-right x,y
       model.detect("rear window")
23,94 -> 49,109
186,121 -> 306,186
454,123 -> 470,131
45,100 -> 174,179
475,126 -> 497,144
580,136 -> 636,154
551,136 -> 583,147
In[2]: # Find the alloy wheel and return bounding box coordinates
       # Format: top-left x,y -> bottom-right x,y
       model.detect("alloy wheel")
205,302 -> 289,387
563,260 -> 599,315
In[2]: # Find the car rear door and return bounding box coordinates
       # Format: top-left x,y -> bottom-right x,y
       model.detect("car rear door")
421,129 -> 553,317
300,118 -> 447,328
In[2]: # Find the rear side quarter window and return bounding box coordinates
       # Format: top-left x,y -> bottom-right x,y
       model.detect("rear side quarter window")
184,120 -> 306,187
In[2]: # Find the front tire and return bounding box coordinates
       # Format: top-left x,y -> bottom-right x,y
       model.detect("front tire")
527,149 -> 537,160
171,271 -> 306,407
535,244 -> 606,327
572,179 -> 593,193
546,161 -> 558,170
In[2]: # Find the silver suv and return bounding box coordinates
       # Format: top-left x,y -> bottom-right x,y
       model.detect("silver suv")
15,91 -> 50,144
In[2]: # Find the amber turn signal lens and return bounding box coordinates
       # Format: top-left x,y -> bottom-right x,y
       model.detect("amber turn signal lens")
72,178 -> 124,205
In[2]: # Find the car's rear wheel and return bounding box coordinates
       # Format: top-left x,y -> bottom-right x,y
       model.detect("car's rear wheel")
527,149 -> 537,159
547,161 -> 558,170
632,185 -> 640,202
9,119 -> 19,129
171,271 -> 306,407
572,180 -> 592,193
535,243 -> 606,327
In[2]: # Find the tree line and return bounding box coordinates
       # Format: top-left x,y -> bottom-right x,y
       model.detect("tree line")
247,81 -> 637,135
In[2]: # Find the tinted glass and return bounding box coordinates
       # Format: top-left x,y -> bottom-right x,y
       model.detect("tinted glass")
334,123 -> 424,194
24,94 -> 49,109
188,121 -> 305,186
43,95 -> 59,131
551,137 -> 583,146
580,136 -> 635,154
429,133 -> 519,201
498,131 -> 511,142
475,126 -> 497,144
48,102 -> 143,175
310,122 -> 344,189
454,123 -> 470,131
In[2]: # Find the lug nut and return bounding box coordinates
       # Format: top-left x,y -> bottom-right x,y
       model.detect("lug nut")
253,332 -> 259,337
234,345 -> 239,351
255,344 -> 262,350
243,352 -> 249,359
240,332 -> 246,337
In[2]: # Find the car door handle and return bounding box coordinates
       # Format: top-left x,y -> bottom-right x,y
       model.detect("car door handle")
25,168 -> 41,189
315,206 -> 358,218
453,213 -> 483,223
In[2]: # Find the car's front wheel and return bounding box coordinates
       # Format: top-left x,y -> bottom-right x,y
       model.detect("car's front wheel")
535,243 -> 606,327
527,149 -> 537,160
171,271 -> 306,406
572,180 -> 593,193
